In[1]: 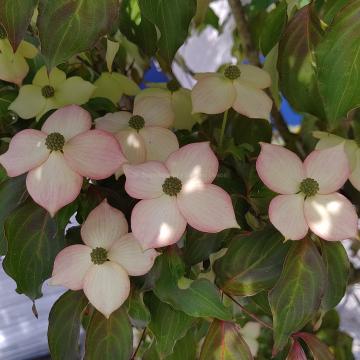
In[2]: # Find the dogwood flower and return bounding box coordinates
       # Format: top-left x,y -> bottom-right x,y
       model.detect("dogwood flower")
0,105 -> 126,216
9,66 -> 96,120
256,143 -> 358,241
314,131 -> 360,191
135,81 -> 202,130
95,100 -> 179,178
191,64 -> 273,119
51,200 -> 158,318
123,142 -> 239,249
0,37 -> 37,85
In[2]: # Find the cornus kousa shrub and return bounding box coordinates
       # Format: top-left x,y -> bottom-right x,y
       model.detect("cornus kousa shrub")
0,1 -> 359,359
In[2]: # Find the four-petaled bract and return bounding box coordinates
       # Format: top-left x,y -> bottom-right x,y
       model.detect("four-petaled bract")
95,94 -> 179,178
124,142 -> 240,250
256,143 -> 358,241
9,66 -> 96,120
0,105 -> 126,216
51,200 -> 158,318
314,131 -> 360,192
0,39 -> 37,85
191,64 -> 273,119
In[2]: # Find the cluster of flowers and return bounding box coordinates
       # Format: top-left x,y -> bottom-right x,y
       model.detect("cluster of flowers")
1,39 -> 359,317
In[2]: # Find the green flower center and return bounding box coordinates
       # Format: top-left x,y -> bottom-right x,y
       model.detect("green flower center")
90,247 -> 108,265
167,79 -> 180,92
299,178 -> 319,197
45,132 -> 65,151
0,25 -> 7,39
224,65 -> 241,80
128,115 -> 145,131
41,85 -> 55,98
162,176 -> 182,196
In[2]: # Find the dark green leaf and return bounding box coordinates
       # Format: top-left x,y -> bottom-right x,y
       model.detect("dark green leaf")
269,239 -> 326,352
319,0 -> 349,24
214,227 -> 290,296
166,327 -> 198,360
119,0 -> 157,56
320,240 -> 349,311
154,251 -> 232,320
259,1 -> 287,55
278,4 -> 326,119
38,0 -> 119,68
138,0 -> 197,64
85,307 -> 133,360
183,228 -> 227,266
126,290 -> 151,328
48,291 -> 88,360
3,200 -> 68,300
145,292 -> 193,357
199,320 -> 253,360
296,332 -> 334,360
0,0 -> 37,50
0,175 -> 27,255
316,0 -> 360,129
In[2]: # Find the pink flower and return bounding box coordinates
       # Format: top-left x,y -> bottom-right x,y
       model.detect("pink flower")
191,64 -> 272,119
0,105 -> 126,216
51,200 -> 158,318
124,142 -> 239,250
95,103 -> 179,178
256,143 -> 358,241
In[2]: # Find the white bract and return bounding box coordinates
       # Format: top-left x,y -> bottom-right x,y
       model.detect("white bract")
51,200 -> 158,318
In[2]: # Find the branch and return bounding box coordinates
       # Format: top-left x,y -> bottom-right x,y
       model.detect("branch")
225,292 -> 273,330
228,0 -> 305,158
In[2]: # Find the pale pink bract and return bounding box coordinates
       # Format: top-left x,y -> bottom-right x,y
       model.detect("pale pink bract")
51,200 -> 158,318
124,142 -> 239,250
0,105 -> 126,216
256,143 -> 358,241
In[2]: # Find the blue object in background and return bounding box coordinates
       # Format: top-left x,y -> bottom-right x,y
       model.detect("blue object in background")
141,60 -> 169,88
280,96 -> 303,127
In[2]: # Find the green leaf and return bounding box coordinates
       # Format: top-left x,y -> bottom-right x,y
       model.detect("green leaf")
119,0 -> 158,56
166,327 -> 198,360
0,0 -> 37,50
183,227 -> 227,266
138,0 -> 197,64
269,238 -> 326,353
0,175 -> 27,255
296,332 -> 334,360
278,4 -> 326,119
145,292 -> 194,357
3,200 -> 68,300
154,251 -> 232,320
85,307 -> 133,360
126,290 -> 151,328
38,0 -> 119,68
320,240 -> 349,311
48,291 -> 88,360
214,227 -> 290,296
199,320 -> 253,360
319,0 -> 348,24
316,0 -> 360,129
259,1 -> 287,56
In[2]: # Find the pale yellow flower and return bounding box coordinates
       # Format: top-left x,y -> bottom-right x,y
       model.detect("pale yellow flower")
9,66 -> 96,120
0,39 -> 37,85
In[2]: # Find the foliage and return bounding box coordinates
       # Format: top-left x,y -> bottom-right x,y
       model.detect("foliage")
0,0 -> 359,359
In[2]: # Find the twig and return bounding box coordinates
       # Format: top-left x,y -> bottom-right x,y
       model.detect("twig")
225,292 -> 273,330
227,0 -> 305,158
131,327 -> 147,359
